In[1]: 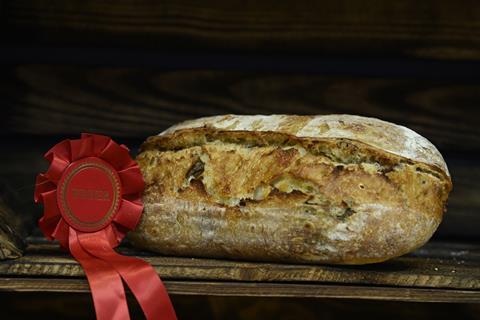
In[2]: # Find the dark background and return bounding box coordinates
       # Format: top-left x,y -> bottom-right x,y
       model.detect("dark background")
0,0 -> 479,318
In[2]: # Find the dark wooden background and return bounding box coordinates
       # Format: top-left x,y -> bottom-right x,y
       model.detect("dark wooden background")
1,1 -> 480,318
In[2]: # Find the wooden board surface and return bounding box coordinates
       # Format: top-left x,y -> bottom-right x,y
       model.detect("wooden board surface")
0,239 -> 478,302
1,278 -> 479,303
3,0 -> 480,60
0,240 -> 477,290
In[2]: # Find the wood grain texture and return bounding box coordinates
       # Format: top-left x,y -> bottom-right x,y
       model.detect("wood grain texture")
0,239 -> 478,293
1,278 -> 479,303
3,0 -> 480,60
2,65 -> 480,153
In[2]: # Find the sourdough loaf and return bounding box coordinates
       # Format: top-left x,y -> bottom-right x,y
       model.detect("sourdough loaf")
129,115 -> 452,264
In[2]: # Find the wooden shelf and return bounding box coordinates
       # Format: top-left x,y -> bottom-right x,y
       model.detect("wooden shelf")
2,278 -> 480,303
0,238 -> 479,303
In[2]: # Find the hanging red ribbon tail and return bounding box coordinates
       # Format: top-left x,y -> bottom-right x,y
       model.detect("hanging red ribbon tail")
34,133 -> 177,320
78,229 -> 177,320
69,228 -> 130,320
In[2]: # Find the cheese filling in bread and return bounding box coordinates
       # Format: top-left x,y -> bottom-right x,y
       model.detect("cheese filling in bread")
129,115 -> 451,264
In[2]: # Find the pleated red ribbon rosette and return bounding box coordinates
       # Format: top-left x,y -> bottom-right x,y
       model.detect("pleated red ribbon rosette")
34,133 -> 177,320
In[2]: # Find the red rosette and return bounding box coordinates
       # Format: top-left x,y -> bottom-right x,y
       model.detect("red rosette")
34,133 -> 176,320
35,133 -> 143,248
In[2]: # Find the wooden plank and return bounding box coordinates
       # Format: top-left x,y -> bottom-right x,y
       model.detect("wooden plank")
2,65 -> 480,153
0,278 -> 479,303
3,0 -> 480,60
0,240 -> 478,291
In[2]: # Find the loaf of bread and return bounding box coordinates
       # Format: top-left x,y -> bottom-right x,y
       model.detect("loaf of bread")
129,115 -> 452,264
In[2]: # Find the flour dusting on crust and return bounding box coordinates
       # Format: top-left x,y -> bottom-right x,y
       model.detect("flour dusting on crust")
159,114 -> 449,176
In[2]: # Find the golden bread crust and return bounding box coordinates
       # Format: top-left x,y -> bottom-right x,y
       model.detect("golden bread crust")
130,115 -> 451,264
